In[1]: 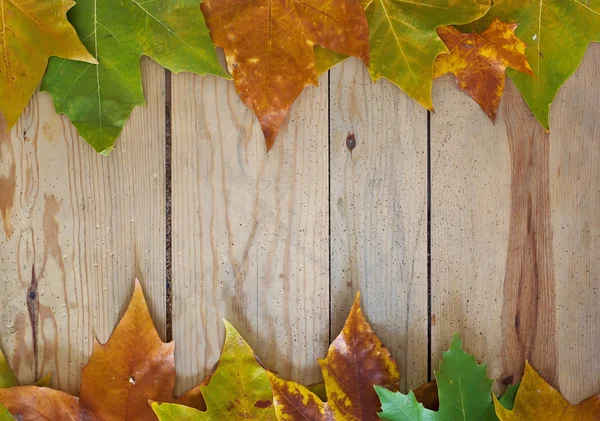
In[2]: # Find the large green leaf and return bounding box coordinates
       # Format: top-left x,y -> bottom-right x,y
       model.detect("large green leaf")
151,321 -> 276,420
376,334 -> 517,421
41,0 -> 229,155
316,0 -> 488,109
473,0 -> 600,130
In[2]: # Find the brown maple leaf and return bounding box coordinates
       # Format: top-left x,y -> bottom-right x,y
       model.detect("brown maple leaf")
201,0 -> 370,151
267,293 -> 399,420
434,19 -> 533,121
0,280 -> 204,421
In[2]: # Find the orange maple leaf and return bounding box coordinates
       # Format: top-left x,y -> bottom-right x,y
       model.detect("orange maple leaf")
434,19 -> 533,121
201,0 -> 370,151
267,293 -> 399,420
0,280 -> 203,421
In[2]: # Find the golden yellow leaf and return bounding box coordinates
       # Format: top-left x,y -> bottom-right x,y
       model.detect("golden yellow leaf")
0,0 -> 96,127
494,361 -> 600,420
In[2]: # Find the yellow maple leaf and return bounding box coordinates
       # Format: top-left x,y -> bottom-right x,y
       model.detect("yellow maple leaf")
0,0 -> 96,128
494,361 -> 600,420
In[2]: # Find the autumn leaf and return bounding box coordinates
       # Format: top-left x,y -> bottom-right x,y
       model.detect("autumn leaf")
41,0 -> 228,155
0,0 -> 96,128
474,0 -> 600,129
151,320 -> 276,420
201,0 -> 370,151
316,0 -> 488,109
434,19 -> 533,121
267,293 -> 399,421
0,280 -> 204,420
412,380 -> 439,411
494,362 -> 600,420
376,334 -> 518,421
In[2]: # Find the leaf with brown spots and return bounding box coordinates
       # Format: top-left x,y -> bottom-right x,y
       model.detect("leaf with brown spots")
267,293 -> 400,421
201,0 -> 370,151
494,362 -> 600,420
0,280 -> 204,421
151,320 -> 276,421
434,19 -> 533,121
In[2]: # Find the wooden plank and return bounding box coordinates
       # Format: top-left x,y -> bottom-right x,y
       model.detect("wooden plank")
329,58 -> 429,392
551,44 -> 600,403
170,73 -> 329,394
431,44 -> 600,402
0,59 -> 166,394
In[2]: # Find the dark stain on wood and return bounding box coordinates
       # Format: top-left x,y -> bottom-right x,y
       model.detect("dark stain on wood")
0,131 -> 16,239
26,265 -> 39,379
500,85 -> 558,388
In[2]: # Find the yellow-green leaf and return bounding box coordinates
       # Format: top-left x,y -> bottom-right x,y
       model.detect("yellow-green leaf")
316,0 -> 489,109
152,320 -> 276,420
494,362 -> 600,420
41,0 -> 228,155
0,351 -> 17,389
475,0 -> 600,129
0,0 -> 96,128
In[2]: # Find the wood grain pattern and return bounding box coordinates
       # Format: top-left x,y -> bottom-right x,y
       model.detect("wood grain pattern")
0,59 -> 166,394
170,72 -> 329,395
431,44 -> 600,402
329,58 -> 428,392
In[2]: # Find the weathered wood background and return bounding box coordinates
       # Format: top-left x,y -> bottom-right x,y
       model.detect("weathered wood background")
1,44 -> 599,403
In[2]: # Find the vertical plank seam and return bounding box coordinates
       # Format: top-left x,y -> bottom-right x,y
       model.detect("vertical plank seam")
327,69 -> 332,343
165,69 -> 173,342
426,110 -> 432,381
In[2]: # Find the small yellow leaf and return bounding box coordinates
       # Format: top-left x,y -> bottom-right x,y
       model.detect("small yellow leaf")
494,361 -> 600,420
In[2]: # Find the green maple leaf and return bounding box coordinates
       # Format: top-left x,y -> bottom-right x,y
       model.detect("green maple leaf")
472,0 -> 600,130
376,334 -> 517,421
41,0 -> 229,155
151,320 -> 276,420
316,0 -> 489,109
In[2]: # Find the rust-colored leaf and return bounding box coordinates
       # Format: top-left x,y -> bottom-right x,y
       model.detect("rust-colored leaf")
0,280 -> 204,420
201,0 -> 369,151
413,380 -> 439,411
268,293 -> 399,420
434,19 -> 533,121
494,361 -> 600,420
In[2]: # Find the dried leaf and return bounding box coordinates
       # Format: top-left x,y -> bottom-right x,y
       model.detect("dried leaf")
41,0 -> 228,154
434,19 -> 533,121
268,293 -> 399,420
494,362 -> 600,420
201,0 -> 370,151
0,0 -> 96,128
474,0 -> 600,129
412,380 -> 439,411
316,0 -> 488,109
0,280 -> 204,420
152,320 -> 276,420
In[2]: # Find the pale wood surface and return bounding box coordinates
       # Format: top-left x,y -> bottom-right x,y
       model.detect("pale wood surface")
0,59 -> 166,394
0,46 -> 598,404
329,58 -> 428,392
170,72 -> 329,394
431,44 -> 600,402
